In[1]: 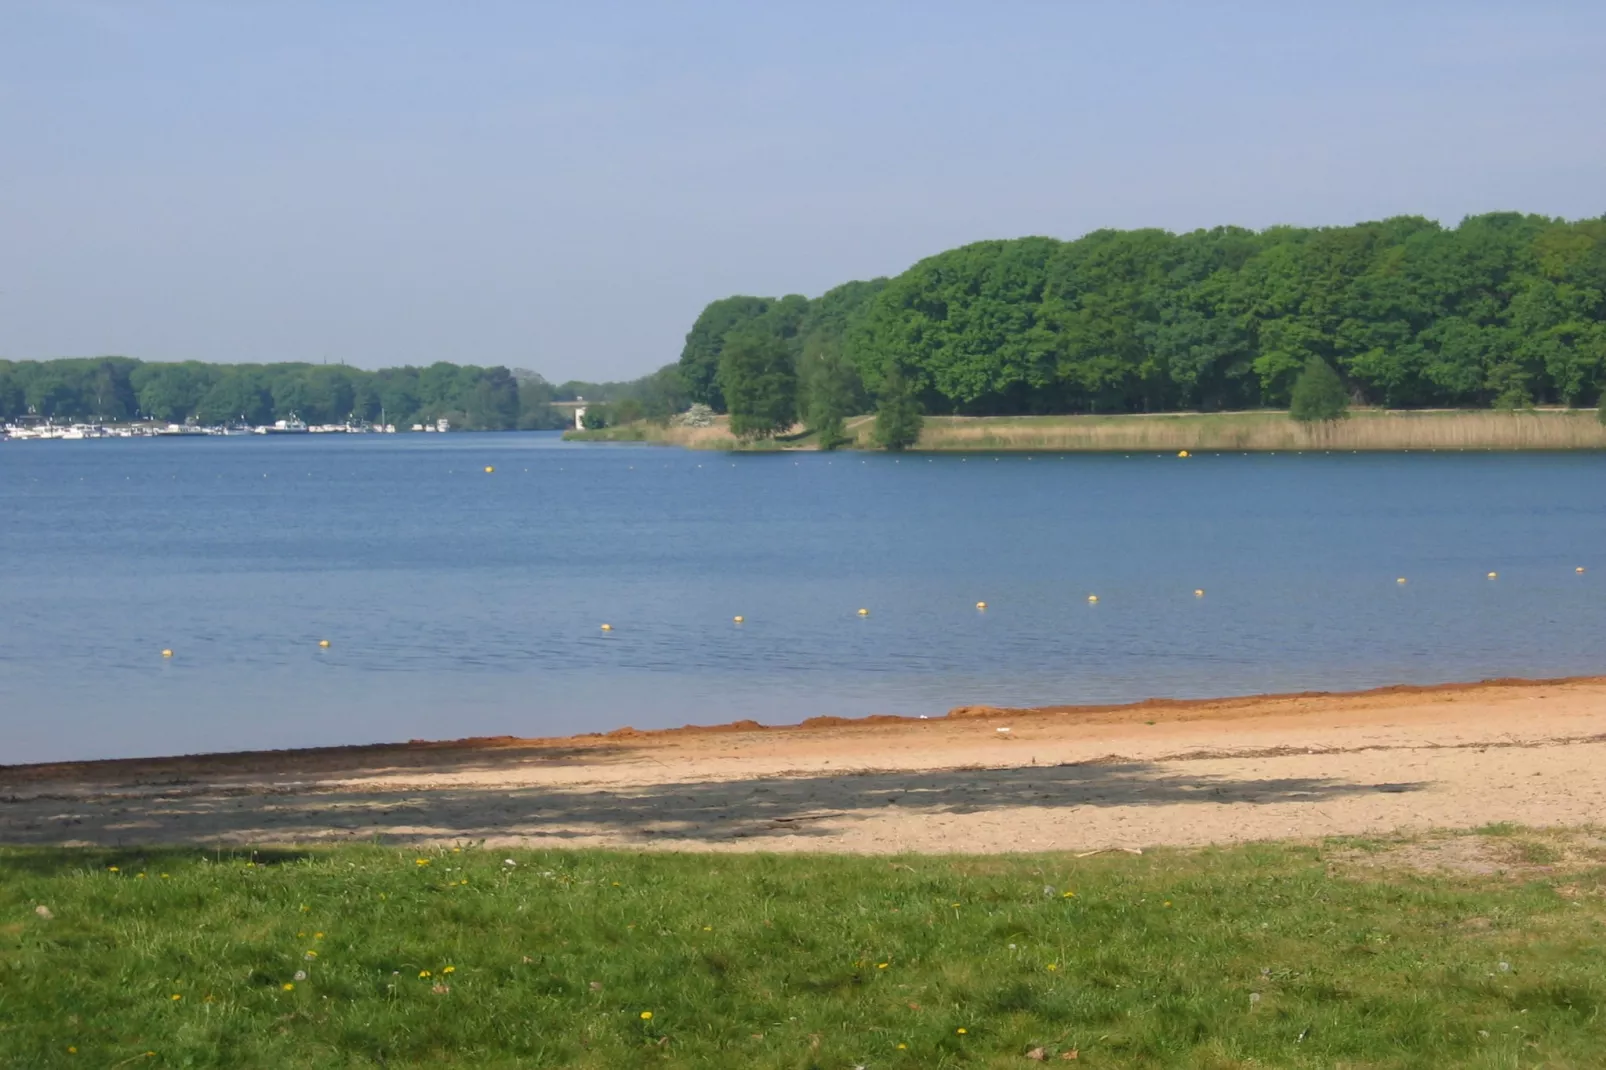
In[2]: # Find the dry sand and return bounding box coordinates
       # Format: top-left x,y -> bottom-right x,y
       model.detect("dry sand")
3,677 -> 1604,853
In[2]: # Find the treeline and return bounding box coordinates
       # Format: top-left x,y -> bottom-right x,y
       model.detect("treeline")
680,213 -> 1606,427
0,359 -> 571,430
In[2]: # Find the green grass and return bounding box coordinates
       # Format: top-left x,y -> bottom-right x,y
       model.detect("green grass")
2,840 -> 1603,1068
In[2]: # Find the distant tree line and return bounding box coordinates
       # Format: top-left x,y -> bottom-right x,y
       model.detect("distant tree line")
0,359 -> 574,431
680,213 -> 1606,441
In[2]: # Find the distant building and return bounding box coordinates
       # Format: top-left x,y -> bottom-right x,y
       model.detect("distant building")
436,418 -> 451,433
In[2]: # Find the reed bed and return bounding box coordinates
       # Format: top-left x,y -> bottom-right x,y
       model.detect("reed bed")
567,410 -> 1606,452
914,410 -> 1606,452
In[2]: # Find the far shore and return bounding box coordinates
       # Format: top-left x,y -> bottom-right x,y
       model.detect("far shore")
566,407 -> 1606,452
5,674 -> 1604,853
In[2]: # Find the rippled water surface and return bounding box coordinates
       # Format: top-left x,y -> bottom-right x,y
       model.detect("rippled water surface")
2,433 -> 1602,763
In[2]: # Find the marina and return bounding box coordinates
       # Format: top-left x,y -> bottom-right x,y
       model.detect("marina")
1,414 -> 401,440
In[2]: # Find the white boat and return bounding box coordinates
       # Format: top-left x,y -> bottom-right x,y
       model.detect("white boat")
255,415 -> 309,435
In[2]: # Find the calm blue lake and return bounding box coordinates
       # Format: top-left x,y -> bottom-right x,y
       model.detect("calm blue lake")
1,433 -> 1601,764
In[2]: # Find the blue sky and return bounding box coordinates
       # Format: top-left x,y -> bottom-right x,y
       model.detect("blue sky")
2,1 -> 1603,381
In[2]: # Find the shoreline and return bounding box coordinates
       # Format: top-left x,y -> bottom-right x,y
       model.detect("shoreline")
566,408 -> 1606,452
4,672 -> 1601,777
5,674 -> 1606,853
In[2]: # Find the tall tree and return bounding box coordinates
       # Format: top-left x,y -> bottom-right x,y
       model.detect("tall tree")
718,331 -> 798,440
873,365 -> 924,450
1288,357 -> 1349,422
678,296 -> 772,411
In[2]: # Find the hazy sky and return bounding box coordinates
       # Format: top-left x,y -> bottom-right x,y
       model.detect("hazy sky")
3,2 -> 1603,381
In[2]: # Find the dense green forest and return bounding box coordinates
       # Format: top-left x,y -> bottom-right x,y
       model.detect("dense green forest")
0,355 -> 696,431
680,213 -> 1606,429
0,359 -> 578,430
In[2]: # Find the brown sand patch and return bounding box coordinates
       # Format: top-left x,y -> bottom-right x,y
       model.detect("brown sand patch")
4,676 -> 1606,853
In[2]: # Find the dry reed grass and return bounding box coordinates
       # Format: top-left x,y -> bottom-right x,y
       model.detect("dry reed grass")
914,410 -> 1606,452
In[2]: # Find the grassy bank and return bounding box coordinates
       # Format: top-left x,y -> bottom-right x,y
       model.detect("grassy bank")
2,831 -> 1603,1067
566,409 -> 1606,452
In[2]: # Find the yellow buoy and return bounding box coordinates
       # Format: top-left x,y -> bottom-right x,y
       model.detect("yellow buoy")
976,601 -> 987,610
161,649 -> 173,658
1487,571 -> 1498,579
1194,589 -> 1204,597
600,623 -> 612,631
1396,577 -> 1407,585
857,608 -> 869,616
1177,450 -> 1190,458
1087,594 -> 1099,603
733,615 -> 744,624
484,466 -> 494,474
1577,567 -> 1586,573
318,639 -> 330,648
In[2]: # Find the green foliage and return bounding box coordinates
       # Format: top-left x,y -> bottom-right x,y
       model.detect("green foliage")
678,296 -> 774,410
683,212 -> 1606,417
1288,357 -> 1350,422
800,331 -> 865,451
580,402 -> 611,430
718,331 -> 798,440
0,359 -> 542,431
873,365 -> 924,450
1,839 -> 1604,1067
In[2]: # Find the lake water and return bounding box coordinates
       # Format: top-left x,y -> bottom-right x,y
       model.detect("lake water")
1,433 -> 1602,764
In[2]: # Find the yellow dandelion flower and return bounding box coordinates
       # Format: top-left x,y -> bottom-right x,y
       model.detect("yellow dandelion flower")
314,932 -> 324,939
170,994 -> 182,1001
415,859 -> 430,866
136,873 -> 147,879
877,962 -> 890,969
897,1043 -> 907,1049
956,1027 -> 968,1035
67,1046 -> 77,1054
611,881 -> 621,887
950,901 -> 960,908
1164,901 -> 1172,907
702,926 -> 712,931
300,904 -> 310,913
160,874 -> 170,879
1062,891 -> 1075,898
640,1010 -> 653,1020
1046,963 -> 1058,971
297,931 -> 305,938
419,970 -> 431,978
108,866 -> 119,873
451,847 -> 461,853
282,983 -> 294,991
304,950 -> 317,960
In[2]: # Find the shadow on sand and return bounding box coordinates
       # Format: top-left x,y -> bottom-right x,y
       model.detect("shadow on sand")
0,760 -> 1424,848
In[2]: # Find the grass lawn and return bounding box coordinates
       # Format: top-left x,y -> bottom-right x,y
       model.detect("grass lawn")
1,834 -> 1602,1067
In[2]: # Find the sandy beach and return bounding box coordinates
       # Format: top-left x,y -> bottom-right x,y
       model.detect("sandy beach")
4,676 -> 1603,853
